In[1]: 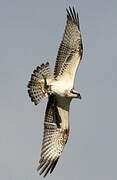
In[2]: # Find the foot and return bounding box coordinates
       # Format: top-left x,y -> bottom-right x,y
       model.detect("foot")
42,74 -> 52,96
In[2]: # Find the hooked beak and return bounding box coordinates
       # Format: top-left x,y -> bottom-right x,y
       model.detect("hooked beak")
70,89 -> 82,99
77,93 -> 82,99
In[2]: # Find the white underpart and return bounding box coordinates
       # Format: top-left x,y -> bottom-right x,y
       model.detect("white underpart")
48,76 -> 73,97
48,52 -> 81,97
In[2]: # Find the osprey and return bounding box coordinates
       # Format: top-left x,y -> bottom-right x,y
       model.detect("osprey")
28,6 -> 83,177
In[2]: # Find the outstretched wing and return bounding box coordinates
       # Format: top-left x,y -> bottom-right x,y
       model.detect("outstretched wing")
37,95 -> 70,177
54,7 -> 83,84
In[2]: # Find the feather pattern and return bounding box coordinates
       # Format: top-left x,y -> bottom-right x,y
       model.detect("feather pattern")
37,95 -> 69,177
27,62 -> 52,105
27,6 -> 83,178
54,7 -> 83,81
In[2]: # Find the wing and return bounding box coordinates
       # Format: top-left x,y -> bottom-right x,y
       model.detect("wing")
37,95 -> 70,177
54,7 -> 83,84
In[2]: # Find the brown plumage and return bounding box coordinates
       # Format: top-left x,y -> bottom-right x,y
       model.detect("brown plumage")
27,6 -> 83,177
37,94 -> 70,177
54,6 -> 83,79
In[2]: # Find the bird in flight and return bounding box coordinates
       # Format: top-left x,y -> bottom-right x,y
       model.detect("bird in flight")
28,6 -> 83,177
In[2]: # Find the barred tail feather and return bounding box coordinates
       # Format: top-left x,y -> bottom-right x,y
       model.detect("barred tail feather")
27,62 -> 52,105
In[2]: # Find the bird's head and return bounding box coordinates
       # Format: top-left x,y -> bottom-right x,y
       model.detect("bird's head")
70,89 -> 82,99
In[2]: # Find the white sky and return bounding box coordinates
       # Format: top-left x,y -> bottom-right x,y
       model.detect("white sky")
0,0 -> 117,180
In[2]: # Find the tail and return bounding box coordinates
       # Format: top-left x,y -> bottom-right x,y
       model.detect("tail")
27,62 -> 52,105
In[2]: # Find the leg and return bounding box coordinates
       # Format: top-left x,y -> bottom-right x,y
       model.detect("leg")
42,74 -> 52,96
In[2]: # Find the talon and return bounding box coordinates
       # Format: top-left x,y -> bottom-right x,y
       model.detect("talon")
42,74 -> 52,96
42,91 -> 47,95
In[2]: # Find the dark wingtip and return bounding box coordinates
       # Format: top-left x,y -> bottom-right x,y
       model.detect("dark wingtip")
66,6 -> 80,29
50,158 -> 59,174
37,157 -> 59,178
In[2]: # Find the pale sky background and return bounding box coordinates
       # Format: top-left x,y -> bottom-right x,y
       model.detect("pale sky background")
0,0 -> 117,180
